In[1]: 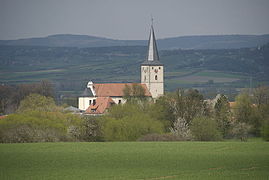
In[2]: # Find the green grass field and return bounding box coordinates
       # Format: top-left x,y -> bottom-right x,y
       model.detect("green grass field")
0,141 -> 268,180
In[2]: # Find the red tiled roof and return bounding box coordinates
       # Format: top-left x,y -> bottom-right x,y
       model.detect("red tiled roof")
229,102 -> 236,108
0,115 -> 7,119
93,83 -> 151,97
229,101 -> 257,108
85,97 -> 115,114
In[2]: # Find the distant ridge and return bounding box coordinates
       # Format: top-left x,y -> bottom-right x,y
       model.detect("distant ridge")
1,34 -> 269,50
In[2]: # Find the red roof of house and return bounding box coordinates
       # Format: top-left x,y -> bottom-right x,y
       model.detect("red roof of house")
229,102 -> 236,108
229,101 -> 257,108
0,115 -> 7,119
93,83 -> 151,97
85,97 -> 115,114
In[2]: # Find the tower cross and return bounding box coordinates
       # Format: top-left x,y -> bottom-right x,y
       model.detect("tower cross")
151,15 -> 154,26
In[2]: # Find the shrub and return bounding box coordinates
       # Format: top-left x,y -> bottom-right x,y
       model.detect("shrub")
17,93 -> 59,113
0,111 -> 82,143
190,116 -> 222,141
102,103 -> 164,141
102,114 -> 163,141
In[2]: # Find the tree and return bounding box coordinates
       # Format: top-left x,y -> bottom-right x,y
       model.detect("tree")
234,93 -> 254,124
253,86 -> 269,137
169,89 -> 205,125
253,86 -> 269,108
80,116 -> 104,142
123,84 -> 146,102
17,94 -> 59,113
36,80 -> 54,97
0,85 -> 14,114
261,116 -> 269,141
132,83 -> 146,98
190,116 -> 222,141
147,95 -> 176,131
234,93 -> 262,135
101,103 -> 164,141
229,122 -> 252,141
123,84 -> 132,99
0,111 -> 83,143
214,94 -> 232,137
170,117 -> 192,140
0,81 -> 54,114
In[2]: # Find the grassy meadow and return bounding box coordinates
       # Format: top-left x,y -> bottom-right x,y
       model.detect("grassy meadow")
0,141 -> 268,180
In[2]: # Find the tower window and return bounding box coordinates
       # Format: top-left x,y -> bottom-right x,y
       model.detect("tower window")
152,67 -> 154,70
159,67 -> 161,70
89,100 -> 92,105
118,100 -> 121,104
93,99 -> 96,105
155,75 -> 158,80
144,76 -> 146,81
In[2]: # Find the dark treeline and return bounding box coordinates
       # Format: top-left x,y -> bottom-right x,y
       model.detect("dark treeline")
0,80 -> 54,114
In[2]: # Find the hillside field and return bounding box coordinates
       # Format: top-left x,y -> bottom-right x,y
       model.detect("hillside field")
0,141 -> 268,180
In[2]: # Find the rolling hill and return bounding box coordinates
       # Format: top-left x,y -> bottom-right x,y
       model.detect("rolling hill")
1,43 -> 269,99
1,34 -> 269,50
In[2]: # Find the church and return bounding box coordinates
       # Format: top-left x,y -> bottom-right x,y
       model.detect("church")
78,24 -> 164,114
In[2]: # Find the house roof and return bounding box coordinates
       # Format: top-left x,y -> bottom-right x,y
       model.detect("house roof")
81,88 -> 93,97
93,83 -> 151,97
229,102 -> 236,108
229,101 -> 257,108
0,115 -> 7,119
64,106 -> 81,113
85,97 -> 115,114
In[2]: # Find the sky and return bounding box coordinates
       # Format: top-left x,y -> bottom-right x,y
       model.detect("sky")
0,0 -> 269,40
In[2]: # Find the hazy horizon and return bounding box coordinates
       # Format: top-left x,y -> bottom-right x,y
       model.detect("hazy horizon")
2,33 -> 269,42
1,0 -> 269,40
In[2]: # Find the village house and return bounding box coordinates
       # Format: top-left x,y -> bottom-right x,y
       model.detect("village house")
78,24 -> 164,114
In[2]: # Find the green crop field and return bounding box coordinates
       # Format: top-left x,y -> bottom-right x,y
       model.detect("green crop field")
0,141 -> 268,180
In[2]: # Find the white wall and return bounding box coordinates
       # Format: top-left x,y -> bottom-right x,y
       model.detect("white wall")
141,65 -> 164,98
78,97 -> 96,111
78,97 -> 127,110
111,97 -> 126,105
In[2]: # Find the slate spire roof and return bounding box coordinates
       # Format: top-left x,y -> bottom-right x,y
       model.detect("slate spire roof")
141,23 -> 163,66
148,25 -> 159,61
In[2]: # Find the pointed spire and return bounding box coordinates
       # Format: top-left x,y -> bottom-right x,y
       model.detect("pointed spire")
141,19 -> 162,66
147,24 -> 159,61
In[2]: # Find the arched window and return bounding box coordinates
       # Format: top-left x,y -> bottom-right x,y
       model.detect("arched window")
155,75 -> 158,80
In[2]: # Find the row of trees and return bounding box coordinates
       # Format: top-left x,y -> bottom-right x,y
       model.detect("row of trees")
101,86 -> 269,141
0,80 -> 54,114
0,84 -> 269,142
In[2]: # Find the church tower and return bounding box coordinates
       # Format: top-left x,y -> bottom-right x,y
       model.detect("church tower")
141,23 -> 164,98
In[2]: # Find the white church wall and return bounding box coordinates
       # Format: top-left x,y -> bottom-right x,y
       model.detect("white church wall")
78,97 -> 96,111
78,97 -> 126,110
149,83 -> 164,98
141,65 -> 164,98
